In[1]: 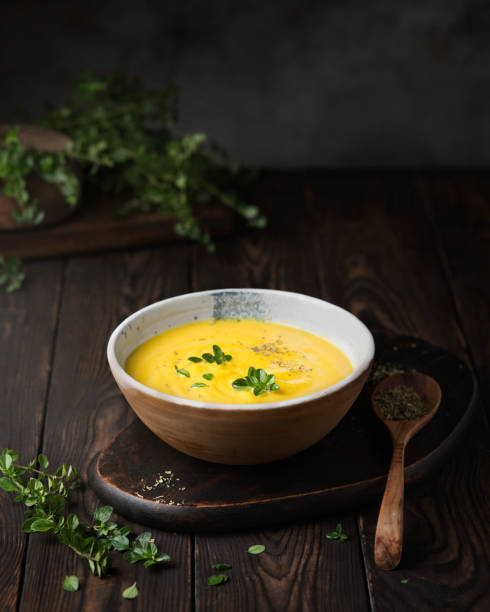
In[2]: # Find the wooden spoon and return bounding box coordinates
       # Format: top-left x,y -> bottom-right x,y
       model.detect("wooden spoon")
372,372 -> 441,571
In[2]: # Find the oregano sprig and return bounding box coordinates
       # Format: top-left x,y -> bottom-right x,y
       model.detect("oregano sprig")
201,345 -> 232,365
326,523 -> 349,542
0,448 -> 170,577
232,367 -> 280,397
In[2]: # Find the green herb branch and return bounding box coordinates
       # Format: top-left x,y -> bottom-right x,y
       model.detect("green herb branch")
0,448 -> 170,577
43,72 -> 266,251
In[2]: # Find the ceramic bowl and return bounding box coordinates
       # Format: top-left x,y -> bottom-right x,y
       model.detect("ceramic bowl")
107,289 -> 375,465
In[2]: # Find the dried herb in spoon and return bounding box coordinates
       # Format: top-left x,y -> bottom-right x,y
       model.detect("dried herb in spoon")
374,385 -> 428,420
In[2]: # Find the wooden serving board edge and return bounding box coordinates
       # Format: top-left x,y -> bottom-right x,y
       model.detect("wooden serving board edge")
88,379 -> 479,533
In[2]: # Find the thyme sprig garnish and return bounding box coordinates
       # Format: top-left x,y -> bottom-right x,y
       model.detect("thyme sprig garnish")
202,344 -> 232,365
0,449 -> 170,577
232,367 -> 280,396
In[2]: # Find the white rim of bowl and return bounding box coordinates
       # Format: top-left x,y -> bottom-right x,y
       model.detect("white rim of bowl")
107,288 -> 375,411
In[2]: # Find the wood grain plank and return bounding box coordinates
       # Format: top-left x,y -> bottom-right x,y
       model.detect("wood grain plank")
18,247 -> 193,612
359,426 -> 490,612
418,173 -> 490,416
195,519 -> 367,612
193,172 -> 370,612
305,171 -> 489,611
0,260 -> 63,612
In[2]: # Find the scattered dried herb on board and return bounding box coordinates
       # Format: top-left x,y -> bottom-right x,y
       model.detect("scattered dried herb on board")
374,385 -> 429,420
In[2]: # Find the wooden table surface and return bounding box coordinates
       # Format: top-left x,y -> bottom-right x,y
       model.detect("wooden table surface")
1,171 -> 489,612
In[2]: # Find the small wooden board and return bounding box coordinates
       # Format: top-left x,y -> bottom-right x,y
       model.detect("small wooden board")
89,333 -> 477,532
0,192 -> 234,259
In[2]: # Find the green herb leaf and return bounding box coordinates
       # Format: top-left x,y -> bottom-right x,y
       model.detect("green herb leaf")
191,382 -> 208,388
111,535 -> 130,551
63,575 -> 79,592
202,373 -> 214,380
207,574 -> 230,586
248,544 -> 266,555
122,582 -> 139,599
401,578 -> 409,584
202,353 -> 215,363
232,378 -> 251,391
212,563 -> 232,570
94,505 -> 113,523
188,356 -> 202,363
38,454 -> 49,469
0,476 -> 17,491
30,518 -> 55,532
232,367 -> 280,397
174,365 -> 190,377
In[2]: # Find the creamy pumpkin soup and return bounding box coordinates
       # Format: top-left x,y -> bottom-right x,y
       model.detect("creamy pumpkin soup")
125,319 -> 353,404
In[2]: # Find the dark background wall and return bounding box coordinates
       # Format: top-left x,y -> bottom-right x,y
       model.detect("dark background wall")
1,1 -> 489,167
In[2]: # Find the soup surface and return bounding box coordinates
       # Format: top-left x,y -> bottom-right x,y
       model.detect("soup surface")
125,319 -> 353,404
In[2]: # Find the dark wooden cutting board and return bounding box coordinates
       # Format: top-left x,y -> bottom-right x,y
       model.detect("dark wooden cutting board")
0,193 -> 234,259
89,332 -> 477,532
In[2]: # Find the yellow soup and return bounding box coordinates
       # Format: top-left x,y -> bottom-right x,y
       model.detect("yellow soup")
125,319 -> 353,404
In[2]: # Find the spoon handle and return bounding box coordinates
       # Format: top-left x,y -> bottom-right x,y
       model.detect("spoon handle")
374,439 -> 406,570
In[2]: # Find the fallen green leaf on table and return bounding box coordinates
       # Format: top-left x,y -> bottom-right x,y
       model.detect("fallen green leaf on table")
211,563 -> 232,570
207,574 -> 230,586
122,582 -> 139,599
0,448 -> 171,578
326,523 -> 349,542
247,544 -> 266,555
63,575 -> 79,592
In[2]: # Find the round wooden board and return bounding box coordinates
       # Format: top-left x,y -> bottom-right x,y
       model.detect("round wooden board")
89,332 -> 477,533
